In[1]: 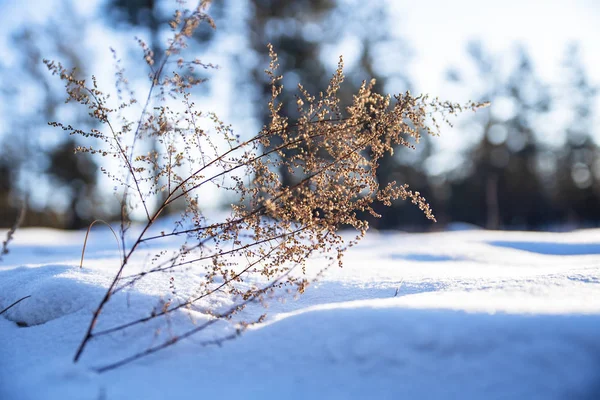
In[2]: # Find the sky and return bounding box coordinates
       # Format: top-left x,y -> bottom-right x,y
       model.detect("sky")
2,0 -> 599,102
390,0 -> 600,94
1,0 -> 598,133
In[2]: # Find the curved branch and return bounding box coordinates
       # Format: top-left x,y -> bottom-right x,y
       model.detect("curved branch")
0,295 -> 31,316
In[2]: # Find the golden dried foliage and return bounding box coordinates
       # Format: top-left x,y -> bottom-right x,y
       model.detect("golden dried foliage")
45,0 -> 486,371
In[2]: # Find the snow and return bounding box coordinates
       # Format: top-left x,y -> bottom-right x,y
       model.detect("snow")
1,225 -> 600,399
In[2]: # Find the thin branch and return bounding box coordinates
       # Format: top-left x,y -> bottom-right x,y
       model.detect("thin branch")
1,201 -> 26,260
94,236 -> 288,337
164,119 -> 362,207
117,225 -> 310,291
73,219 -> 156,362
82,86 -> 151,221
92,242 -> 320,373
0,295 -> 31,316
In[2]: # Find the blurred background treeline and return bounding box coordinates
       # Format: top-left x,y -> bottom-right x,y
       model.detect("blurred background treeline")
0,0 -> 599,231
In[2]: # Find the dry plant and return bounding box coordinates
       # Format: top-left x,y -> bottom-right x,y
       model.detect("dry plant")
1,201 -> 25,262
1,203 -> 29,317
45,0 -> 486,372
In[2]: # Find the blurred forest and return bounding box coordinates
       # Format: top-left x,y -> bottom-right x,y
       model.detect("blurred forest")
0,0 -> 598,231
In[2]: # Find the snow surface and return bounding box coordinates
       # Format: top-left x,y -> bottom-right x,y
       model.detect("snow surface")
1,225 -> 600,399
